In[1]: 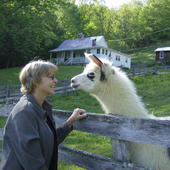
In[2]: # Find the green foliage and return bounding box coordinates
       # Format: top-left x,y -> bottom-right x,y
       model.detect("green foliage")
1,0 -> 170,68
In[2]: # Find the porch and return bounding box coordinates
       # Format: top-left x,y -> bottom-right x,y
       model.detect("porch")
50,51 -> 87,66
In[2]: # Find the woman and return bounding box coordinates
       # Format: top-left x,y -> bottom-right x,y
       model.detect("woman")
0,60 -> 87,170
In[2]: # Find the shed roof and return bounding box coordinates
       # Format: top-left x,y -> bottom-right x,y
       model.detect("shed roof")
49,36 -> 104,52
155,47 -> 170,52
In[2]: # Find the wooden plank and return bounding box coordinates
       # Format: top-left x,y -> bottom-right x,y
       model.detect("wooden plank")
0,95 -> 6,99
0,90 -> 6,95
0,149 -> 2,160
0,98 -> 6,103
10,89 -> 21,93
0,128 -> 4,139
58,144 -> 152,170
9,85 -> 21,88
53,110 -> 170,147
111,139 -> 130,162
0,85 -> 7,90
9,93 -> 22,97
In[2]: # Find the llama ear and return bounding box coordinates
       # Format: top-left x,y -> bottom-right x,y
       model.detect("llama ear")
84,52 -> 103,68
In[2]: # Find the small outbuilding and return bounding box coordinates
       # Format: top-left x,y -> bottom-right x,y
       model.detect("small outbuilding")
155,47 -> 170,63
49,33 -> 132,68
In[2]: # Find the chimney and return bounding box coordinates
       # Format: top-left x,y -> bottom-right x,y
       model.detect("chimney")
79,33 -> 85,39
92,39 -> 96,46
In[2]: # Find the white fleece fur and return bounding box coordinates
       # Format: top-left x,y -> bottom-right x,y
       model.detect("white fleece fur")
71,57 -> 170,170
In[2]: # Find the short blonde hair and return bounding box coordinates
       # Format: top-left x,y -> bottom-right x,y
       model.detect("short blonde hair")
19,60 -> 57,94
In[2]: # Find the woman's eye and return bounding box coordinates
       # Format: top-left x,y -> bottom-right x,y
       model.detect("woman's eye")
87,72 -> 95,80
48,74 -> 56,80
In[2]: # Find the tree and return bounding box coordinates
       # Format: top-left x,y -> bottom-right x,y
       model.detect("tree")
0,0 -> 63,68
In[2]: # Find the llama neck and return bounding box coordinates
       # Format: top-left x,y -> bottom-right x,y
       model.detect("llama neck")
93,91 -> 149,119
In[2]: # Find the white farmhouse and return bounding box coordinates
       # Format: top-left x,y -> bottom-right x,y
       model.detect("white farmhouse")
49,33 -> 132,68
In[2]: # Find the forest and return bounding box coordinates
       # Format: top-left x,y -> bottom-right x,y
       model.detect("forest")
0,0 -> 170,69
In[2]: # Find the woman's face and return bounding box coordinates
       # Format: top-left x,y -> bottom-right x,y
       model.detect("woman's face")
34,73 -> 58,98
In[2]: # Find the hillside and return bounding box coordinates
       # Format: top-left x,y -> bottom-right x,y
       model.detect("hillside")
130,40 -> 170,64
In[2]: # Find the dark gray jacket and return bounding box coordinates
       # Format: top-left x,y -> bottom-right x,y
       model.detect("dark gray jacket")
0,94 -> 73,170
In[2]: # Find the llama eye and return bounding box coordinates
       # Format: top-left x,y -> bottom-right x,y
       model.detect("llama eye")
87,72 -> 95,81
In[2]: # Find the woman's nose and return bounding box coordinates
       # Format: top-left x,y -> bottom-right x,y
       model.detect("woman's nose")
54,77 -> 58,83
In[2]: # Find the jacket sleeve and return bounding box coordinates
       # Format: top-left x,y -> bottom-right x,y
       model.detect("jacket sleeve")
7,110 -> 48,170
56,122 -> 73,145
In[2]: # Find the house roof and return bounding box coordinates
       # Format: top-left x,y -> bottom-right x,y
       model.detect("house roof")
49,36 -> 105,52
155,47 -> 170,52
49,35 -> 132,58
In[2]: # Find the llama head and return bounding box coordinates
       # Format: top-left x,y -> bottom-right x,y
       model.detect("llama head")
71,52 -> 124,94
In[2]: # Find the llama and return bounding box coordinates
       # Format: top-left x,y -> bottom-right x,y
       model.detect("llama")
70,52 -> 170,170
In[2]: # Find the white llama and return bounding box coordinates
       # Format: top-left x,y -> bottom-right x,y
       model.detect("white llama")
70,52 -> 170,170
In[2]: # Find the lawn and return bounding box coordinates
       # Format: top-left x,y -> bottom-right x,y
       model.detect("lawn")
0,65 -> 84,86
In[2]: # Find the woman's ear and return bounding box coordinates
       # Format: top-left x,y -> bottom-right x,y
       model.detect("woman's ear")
32,79 -> 38,88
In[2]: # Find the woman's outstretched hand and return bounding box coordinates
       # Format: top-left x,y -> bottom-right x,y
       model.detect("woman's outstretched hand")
67,108 -> 87,128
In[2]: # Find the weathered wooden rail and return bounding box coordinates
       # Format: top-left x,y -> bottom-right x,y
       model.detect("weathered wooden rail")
55,110 -> 170,170
125,66 -> 170,78
1,109 -> 170,169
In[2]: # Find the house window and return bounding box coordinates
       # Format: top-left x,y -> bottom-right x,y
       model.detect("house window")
126,58 -> 128,63
102,49 -> 104,54
116,55 -> 120,61
87,49 -> 90,53
106,50 -> 108,55
73,53 -> 76,57
97,49 -> 100,54
160,51 -> 164,59
109,52 -> 112,60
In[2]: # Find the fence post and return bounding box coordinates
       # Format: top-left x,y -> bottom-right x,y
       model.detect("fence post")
144,68 -> 146,76
5,85 -> 9,98
154,67 -> 157,74
8,84 -> 11,98
63,80 -> 68,97
132,68 -> 135,77
63,81 -> 66,96
111,139 -> 130,162
165,66 -> 167,73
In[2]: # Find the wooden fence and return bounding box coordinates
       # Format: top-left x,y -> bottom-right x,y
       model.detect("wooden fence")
1,66 -> 170,104
0,79 -> 76,104
1,109 -> 170,169
125,66 -> 170,78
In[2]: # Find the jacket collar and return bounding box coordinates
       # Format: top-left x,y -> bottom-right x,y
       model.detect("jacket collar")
23,93 -> 53,119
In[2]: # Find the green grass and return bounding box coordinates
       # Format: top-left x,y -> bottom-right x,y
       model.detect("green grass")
0,67 -> 22,86
50,91 -> 103,113
0,65 -> 84,86
0,116 -> 7,155
133,73 -> 170,117
56,66 -> 84,81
